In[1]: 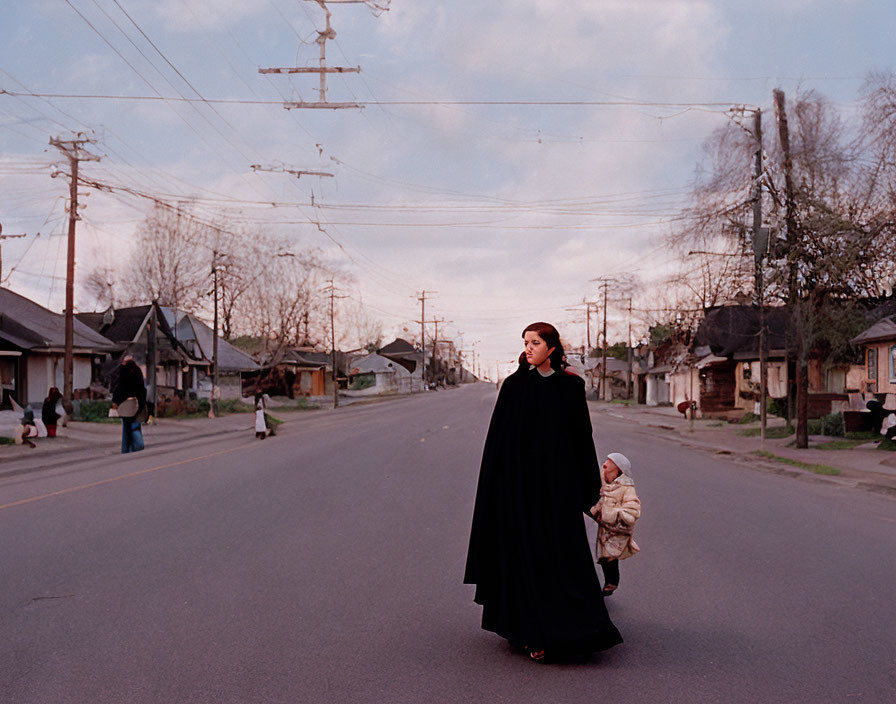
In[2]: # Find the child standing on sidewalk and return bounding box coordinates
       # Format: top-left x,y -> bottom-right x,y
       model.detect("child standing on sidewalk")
590,452 -> 641,596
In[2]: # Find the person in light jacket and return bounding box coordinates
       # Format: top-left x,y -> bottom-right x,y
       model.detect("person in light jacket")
590,452 -> 641,596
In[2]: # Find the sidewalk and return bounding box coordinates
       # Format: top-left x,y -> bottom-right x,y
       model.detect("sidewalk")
0,390 -> 425,470
590,400 -> 896,496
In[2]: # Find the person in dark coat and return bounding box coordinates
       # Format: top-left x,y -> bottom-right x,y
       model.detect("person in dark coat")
464,322 -> 623,662
111,356 -> 147,454
41,387 -> 65,437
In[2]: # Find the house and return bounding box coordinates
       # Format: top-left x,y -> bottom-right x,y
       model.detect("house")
167,312 -> 260,399
348,352 -> 412,394
692,303 -> 867,418
242,347 -> 347,399
0,287 -> 119,407
77,303 -> 204,398
850,316 -> 896,395
378,338 -> 424,389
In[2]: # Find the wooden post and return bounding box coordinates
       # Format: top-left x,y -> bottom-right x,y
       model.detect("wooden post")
774,89 -> 807,448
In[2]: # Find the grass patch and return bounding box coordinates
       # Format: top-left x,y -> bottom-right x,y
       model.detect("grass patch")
289,398 -> 318,410
73,400 -> 118,423
877,436 -> 896,451
752,450 -> 840,475
845,431 -> 881,441
0,436 -> 15,445
737,412 -> 760,424
815,439 -> 867,450
738,425 -> 794,438
706,421 -> 725,428
609,398 -> 635,406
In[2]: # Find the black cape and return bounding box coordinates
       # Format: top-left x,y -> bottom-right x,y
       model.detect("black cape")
464,367 -> 623,653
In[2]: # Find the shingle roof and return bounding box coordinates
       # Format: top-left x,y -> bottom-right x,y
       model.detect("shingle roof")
0,287 -> 119,352
350,353 -> 410,376
183,313 -> 260,372
694,305 -> 790,358
378,338 -> 416,355
851,316 -> 896,345
77,305 -> 152,342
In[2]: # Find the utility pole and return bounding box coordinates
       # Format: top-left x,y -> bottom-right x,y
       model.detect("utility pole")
774,89 -> 806,448
626,297 -> 633,401
433,318 -> 452,386
600,282 -> 609,400
751,108 -> 768,446
210,250 -> 220,418
415,290 -> 436,390
50,134 -> 100,412
147,300 -> 157,423
261,0 -> 386,110
0,222 -> 28,282
322,280 -> 348,407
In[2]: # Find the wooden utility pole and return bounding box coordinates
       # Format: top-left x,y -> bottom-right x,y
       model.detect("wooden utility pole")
263,0 -> 376,110
415,290 -> 436,390
626,297 -> 633,400
0,222 -> 28,281
211,251 -> 220,418
50,134 -> 100,412
600,282 -> 609,400
751,108 -> 768,446
774,89 -> 807,448
430,317 -> 452,386
323,280 -> 347,407
147,301 -> 158,422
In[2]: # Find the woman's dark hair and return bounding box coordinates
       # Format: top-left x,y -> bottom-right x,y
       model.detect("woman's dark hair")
46,387 -> 62,403
521,321 -> 566,371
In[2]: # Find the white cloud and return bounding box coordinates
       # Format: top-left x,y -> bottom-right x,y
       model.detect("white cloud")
147,0 -> 267,32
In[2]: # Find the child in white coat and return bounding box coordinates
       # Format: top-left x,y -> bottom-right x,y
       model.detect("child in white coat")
590,452 -> 641,596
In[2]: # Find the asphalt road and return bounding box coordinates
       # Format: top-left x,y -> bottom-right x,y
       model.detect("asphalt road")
2,384 -> 895,703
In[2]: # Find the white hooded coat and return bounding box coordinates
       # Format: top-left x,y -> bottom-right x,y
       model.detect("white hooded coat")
591,459 -> 641,560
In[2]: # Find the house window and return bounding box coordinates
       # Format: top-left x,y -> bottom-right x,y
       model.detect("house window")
890,346 -> 896,383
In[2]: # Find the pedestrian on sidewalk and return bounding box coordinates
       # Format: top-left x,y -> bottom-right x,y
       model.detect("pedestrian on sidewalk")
590,452 -> 641,597
465,321 -> 622,663
254,390 -> 269,439
41,387 -> 66,438
111,356 -> 147,454
14,405 -> 38,448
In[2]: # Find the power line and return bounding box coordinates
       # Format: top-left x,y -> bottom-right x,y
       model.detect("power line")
0,90 -> 747,109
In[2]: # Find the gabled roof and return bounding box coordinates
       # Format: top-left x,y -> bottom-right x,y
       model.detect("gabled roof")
350,353 -> 411,376
181,313 -> 260,372
851,316 -> 896,345
378,338 -> 416,355
694,305 -> 790,358
76,304 -> 180,347
0,287 -> 119,352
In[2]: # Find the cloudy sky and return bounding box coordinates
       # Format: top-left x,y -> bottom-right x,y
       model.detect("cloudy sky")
2,0 -> 895,376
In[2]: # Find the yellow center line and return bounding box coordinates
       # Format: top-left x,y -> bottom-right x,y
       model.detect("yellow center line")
0,441 -> 257,512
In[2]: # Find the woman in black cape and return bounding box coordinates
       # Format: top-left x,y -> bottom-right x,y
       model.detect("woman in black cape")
464,322 -> 622,661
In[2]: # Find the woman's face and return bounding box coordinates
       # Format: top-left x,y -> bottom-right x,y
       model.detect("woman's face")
524,331 -> 555,367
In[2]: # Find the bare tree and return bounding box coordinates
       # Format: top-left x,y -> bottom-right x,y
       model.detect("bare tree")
83,264 -> 117,310
339,297 -> 383,351
235,244 -> 331,362
123,202 -> 210,312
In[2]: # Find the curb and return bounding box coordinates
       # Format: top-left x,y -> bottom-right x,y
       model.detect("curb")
593,406 -> 896,499
0,422 -> 253,480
